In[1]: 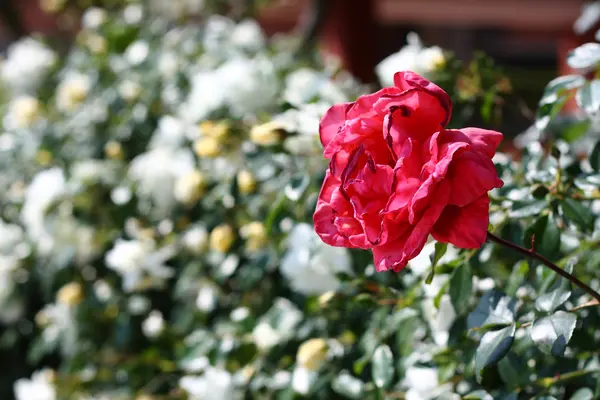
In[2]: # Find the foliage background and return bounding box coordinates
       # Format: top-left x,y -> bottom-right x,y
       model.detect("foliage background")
1,1 -> 600,399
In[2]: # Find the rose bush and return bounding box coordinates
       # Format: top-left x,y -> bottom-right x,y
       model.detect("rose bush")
1,2 -> 600,400
315,71 -> 503,271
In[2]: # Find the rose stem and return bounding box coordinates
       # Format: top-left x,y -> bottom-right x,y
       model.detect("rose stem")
486,231 -> 600,303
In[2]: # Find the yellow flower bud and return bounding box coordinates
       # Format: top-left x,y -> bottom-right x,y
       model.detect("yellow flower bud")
250,121 -> 285,146
297,338 -> 328,371
57,282 -> 84,306
174,170 -> 206,205
199,120 -> 229,141
194,137 -> 221,158
86,34 -> 108,55
104,141 -> 124,160
36,150 -> 53,166
210,224 -> 235,253
240,221 -> 267,252
35,310 -> 50,326
237,170 -> 256,195
318,291 -> 336,308
40,0 -> 66,13
11,96 -> 42,128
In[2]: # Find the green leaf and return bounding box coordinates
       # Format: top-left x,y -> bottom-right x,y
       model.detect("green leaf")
449,263 -> 473,315
426,242 -> 447,284
530,311 -> 577,356
523,214 -> 561,260
560,119 -> 591,143
430,242 -> 448,268
331,372 -> 365,399
509,200 -> 547,219
561,198 -> 595,232
464,390 -> 493,400
506,261 -> 529,298
284,174 -> 309,201
577,80 -> 600,115
540,75 -> 586,105
535,265 -> 572,313
570,388 -> 594,400
498,354 -> 528,388
467,290 -> 516,330
475,325 -> 516,381
371,344 -> 394,389
590,140 -> 600,173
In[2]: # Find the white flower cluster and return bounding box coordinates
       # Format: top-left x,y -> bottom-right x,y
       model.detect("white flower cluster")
376,32 -> 445,87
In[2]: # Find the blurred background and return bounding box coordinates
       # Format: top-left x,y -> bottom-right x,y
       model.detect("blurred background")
0,0 -> 590,98
2,1 -> 600,399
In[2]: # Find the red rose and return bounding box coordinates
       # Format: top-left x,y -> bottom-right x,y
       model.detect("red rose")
313,71 -> 503,272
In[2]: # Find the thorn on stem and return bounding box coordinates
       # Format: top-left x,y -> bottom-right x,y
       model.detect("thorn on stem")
530,234 -> 536,252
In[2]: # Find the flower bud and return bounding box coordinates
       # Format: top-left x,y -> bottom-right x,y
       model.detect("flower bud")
200,120 -> 229,141
194,137 -> 221,158
174,170 -> 206,205
10,96 -> 41,128
210,224 -> 235,253
240,221 -> 267,252
318,291 -> 336,308
35,150 -> 53,166
57,282 -> 84,306
250,121 -> 285,146
296,338 -> 328,371
40,0 -> 66,13
237,170 -> 256,195
85,34 -> 108,55
104,141 -> 124,160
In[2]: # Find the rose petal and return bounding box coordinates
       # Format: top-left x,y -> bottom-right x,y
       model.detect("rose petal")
319,102 -> 352,150
447,151 -> 503,207
432,194 -> 490,248
373,181 -> 451,272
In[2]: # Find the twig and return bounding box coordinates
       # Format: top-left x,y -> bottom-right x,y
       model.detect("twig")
486,231 -> 600,303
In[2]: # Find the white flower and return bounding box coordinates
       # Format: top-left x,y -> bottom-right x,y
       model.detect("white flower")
56,73 -> 91,112
280,223 -> 352,295
4,95 -> 42,129
230,307 -> 249,322
202,16 -> 236,57
180,367 -> 234,400
291,367 -> 317,395
219,56 -> 279,118
21,168 -> 66,254
123,4 -> 144,24
196,284 -> 217,312
142,310 -> 165,338
230,19 -> 265,53
403,366 -> 457,400
128,148 -> 195,215
1,38 -> 56,94
252,322 -> 281,351
275,102 -> 331,136
118,80 -> 142,102
376,32 -> 445,87
36,302 -> 77,356
125,41 -> 150,65
183,226 -> 209,254
82,7 -> 107,29
105,239 -> 174,292
158,52 -> 180,78
149,0 -> 205,20
14,369 -> 56,400
283,68 -> 346,107
252,298 -> 303,350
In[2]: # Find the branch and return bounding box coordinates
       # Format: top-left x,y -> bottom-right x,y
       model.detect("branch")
486,231 -> 600,302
